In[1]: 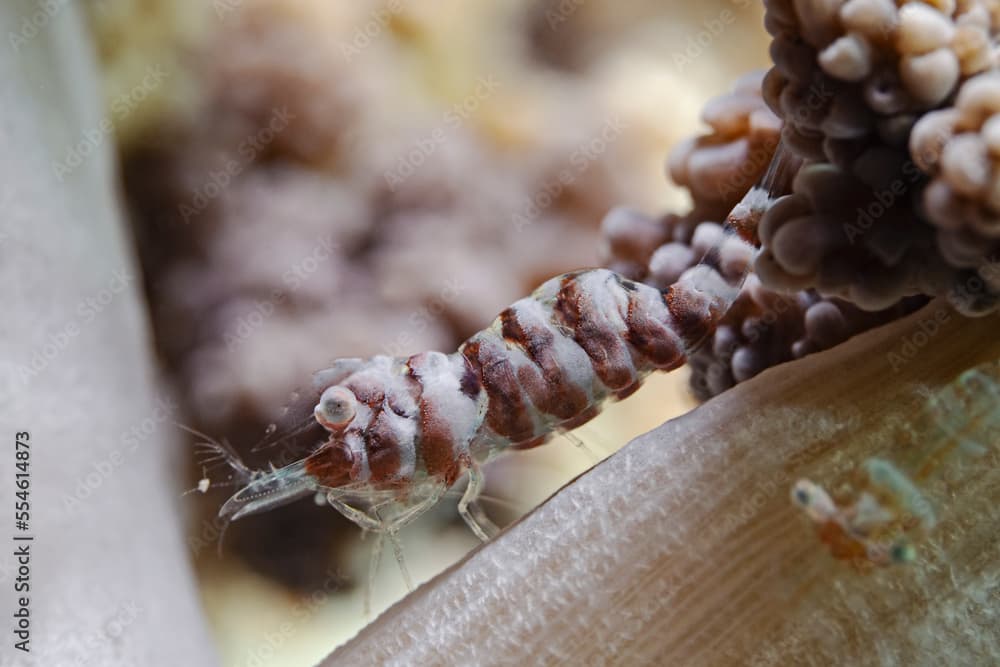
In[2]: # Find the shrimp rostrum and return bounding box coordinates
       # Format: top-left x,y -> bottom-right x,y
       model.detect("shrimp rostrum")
207,148 -> 797,599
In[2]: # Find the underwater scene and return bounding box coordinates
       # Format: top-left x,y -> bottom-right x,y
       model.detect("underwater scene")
2,1 -> 998,665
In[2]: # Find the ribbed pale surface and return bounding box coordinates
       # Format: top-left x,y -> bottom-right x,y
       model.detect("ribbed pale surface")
323,305 -> 1000,666
0,2 -> 217,665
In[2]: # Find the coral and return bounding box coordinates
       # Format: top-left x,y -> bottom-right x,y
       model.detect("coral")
754,150 -> 1000,313
602,71 -> 924,397
199,3 -> 364,166
912,72 -> 1000,280
667,70 -> 783,219
604,5 -> 1000,380
602,205 -> 921,397
764,0 -> 998,157
758,1 -> 1000,314
687,276 -> 922,398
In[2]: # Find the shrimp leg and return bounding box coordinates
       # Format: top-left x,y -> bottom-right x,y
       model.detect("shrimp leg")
560,429 -> 602,464
386,530 -> 413,591
366,531 -> 383,619
371,505 -> 414,592
326,495 -> 383,531
459,462 -> 500,542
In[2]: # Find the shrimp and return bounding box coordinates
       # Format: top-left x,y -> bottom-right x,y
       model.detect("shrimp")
790,362 -> 1000,570
199,146 -> 799,607
791,463 -> 932,570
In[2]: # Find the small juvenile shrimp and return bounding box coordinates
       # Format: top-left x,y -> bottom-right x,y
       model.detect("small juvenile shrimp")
791,463 -> 929,570
195,147 -> 798,607
791,363 -> 1000,569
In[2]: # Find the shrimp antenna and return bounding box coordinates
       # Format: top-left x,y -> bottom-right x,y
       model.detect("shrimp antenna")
176,422 -> 249,559
249,414 -> 319,452
176,422 -> 255,483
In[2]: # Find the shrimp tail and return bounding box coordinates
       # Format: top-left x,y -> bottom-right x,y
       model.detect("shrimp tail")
665,143 -> 800,351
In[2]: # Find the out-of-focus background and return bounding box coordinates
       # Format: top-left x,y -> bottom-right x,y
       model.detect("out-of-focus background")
86,1 -> 769,663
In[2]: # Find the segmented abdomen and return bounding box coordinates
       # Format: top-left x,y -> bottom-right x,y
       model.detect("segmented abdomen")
302,174 -> 778,490
458,266 -> 728,450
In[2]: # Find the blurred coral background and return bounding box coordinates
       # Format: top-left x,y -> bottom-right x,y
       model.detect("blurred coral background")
86,1 -> 769,664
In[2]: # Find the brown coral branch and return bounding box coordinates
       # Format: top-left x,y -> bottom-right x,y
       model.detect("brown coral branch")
599,68 -> 924,399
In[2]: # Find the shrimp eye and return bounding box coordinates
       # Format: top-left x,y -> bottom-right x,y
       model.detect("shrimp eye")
315,386 -> 356,429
